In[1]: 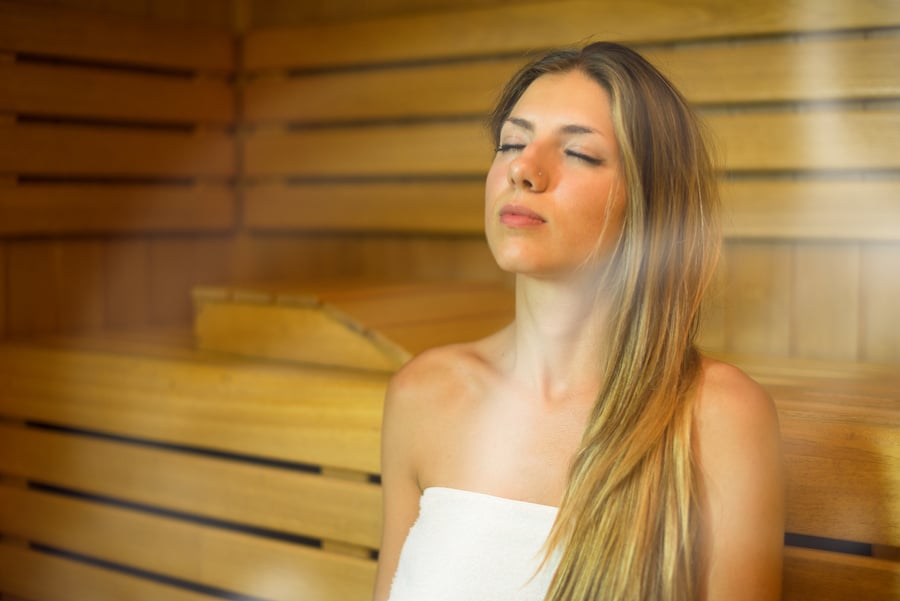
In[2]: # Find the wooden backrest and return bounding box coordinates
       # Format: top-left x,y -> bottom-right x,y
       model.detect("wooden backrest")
0,340 -> 385,601
0,336 -> 898,600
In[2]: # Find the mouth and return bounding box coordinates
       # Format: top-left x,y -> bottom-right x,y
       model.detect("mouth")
499,204 -> 546,227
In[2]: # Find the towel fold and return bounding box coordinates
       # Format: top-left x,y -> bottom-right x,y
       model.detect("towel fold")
388,487 -> 560,601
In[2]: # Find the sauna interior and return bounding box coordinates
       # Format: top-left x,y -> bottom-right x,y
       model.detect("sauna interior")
0,0 -> 898,599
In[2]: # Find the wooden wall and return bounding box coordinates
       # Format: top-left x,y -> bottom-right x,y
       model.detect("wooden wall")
0,1 -> 236,336
1,0 -> 899,364
236,0 -> 900,364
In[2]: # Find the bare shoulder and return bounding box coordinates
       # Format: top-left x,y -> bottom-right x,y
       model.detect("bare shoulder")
693,357 -> 786,600
694,357 -> 780,445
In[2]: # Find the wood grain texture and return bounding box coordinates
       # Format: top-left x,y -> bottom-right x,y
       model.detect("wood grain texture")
148,238 -> 200,325
243,35 -> 900,123
6,240 -> 58,335
243,181 -> 485,233
783,546 -> 900,601
0,241 -> 6,338
0,62 -> 234,124
104,239 -> 151,328
791,243 -> 860,360
243,0 -> 900,70
0,0 -> 234,71
860,243 -> 900,363
0,485 -> 377,601
721,179 -> 900,241
722,241 -> 793,355
0,185 -> 236,235
0,540 -> 219,601
0,423 -> 383,548
0,124 -> 235,178
56,239 -> 105,332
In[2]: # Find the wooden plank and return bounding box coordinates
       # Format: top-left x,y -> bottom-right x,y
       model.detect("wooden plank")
243,0 -> 900,70
242,111 -> 899,178
722,241 -> 792,355
709,110 -> 900,172
56,240 -> 106,333
104,239 -> 151,328
0,1 -> 233,72
0,240 -> 6,339
790,243 -> 860,360
244,181 -> 485,233
860,243 -> 900,363
243,58 -> 517,123
0,485 -> 377,601
244,36 -> 900,124
0,542 -> 220,601
783,546 -> 900,601
655,34 -> 900,105
0,62 -> 234,125
6,241 -> 58,336
0,424 -> 383,548
0,124 -> 235,178
147,238 -> 199,326
244,121 -> 490,178
721,179 -> 900,241
0,184 -> 235,235
777,391 -> 900,546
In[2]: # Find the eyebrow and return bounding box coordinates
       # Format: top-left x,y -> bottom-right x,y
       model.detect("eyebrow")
505,117 -> 603,137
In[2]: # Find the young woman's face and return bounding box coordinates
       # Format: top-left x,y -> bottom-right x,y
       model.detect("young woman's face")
485,69 -> 626,280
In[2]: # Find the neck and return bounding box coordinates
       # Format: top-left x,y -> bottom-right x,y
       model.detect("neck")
504,271 -> 613,405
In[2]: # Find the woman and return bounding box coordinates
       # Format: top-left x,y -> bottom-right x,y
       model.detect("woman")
373,41 -> 785,601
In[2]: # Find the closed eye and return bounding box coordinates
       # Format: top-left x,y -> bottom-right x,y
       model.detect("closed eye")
496,143 -> 525,153
566,150 -> 603,165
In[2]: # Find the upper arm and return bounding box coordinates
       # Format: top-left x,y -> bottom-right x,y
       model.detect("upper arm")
694,362 -> 786,601
372,365 -> 426,601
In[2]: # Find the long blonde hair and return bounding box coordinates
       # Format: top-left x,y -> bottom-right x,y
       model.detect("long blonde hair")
489,42 -> 720,600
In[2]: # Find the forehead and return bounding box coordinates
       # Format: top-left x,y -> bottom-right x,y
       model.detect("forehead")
508,70 -> 614,130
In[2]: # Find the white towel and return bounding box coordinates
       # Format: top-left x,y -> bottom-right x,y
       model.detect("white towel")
388,487 -> 560,601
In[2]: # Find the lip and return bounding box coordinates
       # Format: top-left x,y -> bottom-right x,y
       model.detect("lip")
499,204 -> 546,227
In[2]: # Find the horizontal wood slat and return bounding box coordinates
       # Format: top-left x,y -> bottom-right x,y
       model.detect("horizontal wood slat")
243,111 -> 898,178
0,62 -> 234,124
0,542 -> 219,601
244,122 -> 490,178
708,110 -> 900,172
783,546 -> 900,601
777,390 -> 900,546
0,485 -> 377,601
721,179 -> 900,241
0,124 -> 235,178
244,181 -> 485,232
0,1 -> 233,72
0,424 -> 383,548
0,374 -> 382,474
242,178 -> 900,241
0,185 -> 236,234
243,0 -> 900,70
243,35 -> 900,125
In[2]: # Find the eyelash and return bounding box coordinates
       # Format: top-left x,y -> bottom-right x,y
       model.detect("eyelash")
495,143 -> 603,166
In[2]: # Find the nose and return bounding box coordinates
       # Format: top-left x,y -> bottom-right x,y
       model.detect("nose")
508,156 -> 548,192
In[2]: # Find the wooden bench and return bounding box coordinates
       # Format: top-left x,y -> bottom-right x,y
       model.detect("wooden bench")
0,321 -> 897,600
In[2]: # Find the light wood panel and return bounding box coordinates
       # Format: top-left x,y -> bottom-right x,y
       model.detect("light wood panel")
0,423 -> 384,548
0,185 -> 236,235
0,61 -> 234,124
791,243 -> 860,360
243,35 -> 900,124
242,111 -> 899,178
243,0 -> 900,70
0,0 -> 233,71
721,179 -> 900,241
861,243 -> 900,362
722,241 -> 793,356
0,541 -> 220,601
0,124 -> 235,178
0,485 -> 377,601
783,546 -> 900,601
